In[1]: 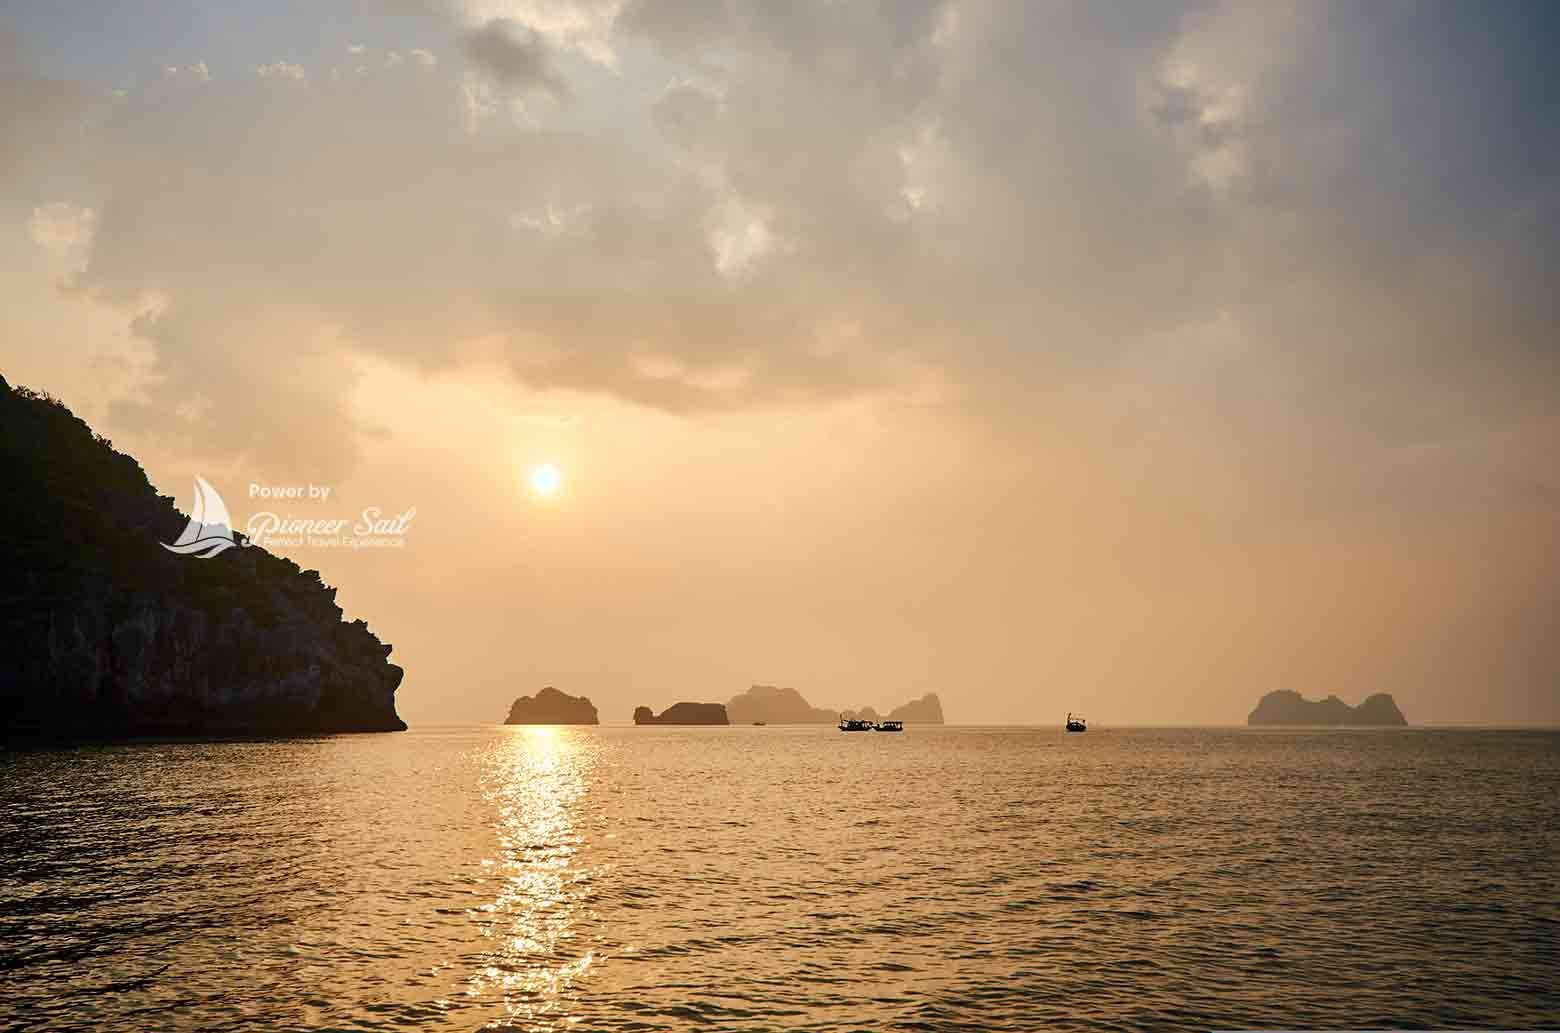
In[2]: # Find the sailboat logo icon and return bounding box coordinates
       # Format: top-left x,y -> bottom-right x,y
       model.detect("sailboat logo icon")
162,475 -> 238,559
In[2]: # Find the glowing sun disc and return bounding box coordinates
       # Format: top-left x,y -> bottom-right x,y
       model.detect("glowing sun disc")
529,463 -> 563,496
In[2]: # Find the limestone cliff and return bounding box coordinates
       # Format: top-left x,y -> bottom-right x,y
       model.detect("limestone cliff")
729,684 -> 946,724
885,693 -> 944,723
0,376 -> 406,737
726,685 -> 836,724
633,702 -> 729,725
1247,690 -> 1408,726
506,687 -> 598,724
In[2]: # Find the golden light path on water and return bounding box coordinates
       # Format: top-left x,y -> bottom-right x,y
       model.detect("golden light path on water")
469,727 -> 596,1028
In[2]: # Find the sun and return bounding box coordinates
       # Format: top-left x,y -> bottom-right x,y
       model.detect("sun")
528,462 -> 563,497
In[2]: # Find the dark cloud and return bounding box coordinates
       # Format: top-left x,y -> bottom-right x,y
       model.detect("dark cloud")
462,17 -> 571,101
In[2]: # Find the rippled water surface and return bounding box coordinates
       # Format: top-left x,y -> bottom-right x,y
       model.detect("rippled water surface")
3,726 -> 1557,1031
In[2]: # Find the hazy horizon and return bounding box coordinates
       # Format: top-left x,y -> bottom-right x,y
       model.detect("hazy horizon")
4,1 -> 1557,726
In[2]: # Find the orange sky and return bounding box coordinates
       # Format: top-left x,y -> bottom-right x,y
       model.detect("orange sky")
3,2 -> 1557,723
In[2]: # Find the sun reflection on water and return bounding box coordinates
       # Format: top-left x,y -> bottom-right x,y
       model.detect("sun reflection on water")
471,727 -> 595,1029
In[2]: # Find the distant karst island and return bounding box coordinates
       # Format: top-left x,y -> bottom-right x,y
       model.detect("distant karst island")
726,684 -> 945,725
633,702 -> 730,725
1248,690 -> 1408,726
0,376 -> 406,738
505,687 -> 599,725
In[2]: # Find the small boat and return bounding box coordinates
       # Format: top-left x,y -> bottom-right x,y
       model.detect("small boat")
873,720 -> 903,732
1065,712 -> 1087,733
752,721 -> 766,726
838,715 -> 874,732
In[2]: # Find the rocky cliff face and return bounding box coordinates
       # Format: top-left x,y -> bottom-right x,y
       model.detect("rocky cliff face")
506,687 -> 598,724
0,376 -> 406,737
1247,690 -> 1407,726
633,702 -> 729,725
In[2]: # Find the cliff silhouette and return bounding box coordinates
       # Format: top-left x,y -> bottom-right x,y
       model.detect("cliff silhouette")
726,685 -> 835,723
0,376 -> 406,737
633,702 -> 729,725
505,687 -> 598,724
1247,690 -> 1408,726
727,684 -> 945,724
882,693 -> 944,723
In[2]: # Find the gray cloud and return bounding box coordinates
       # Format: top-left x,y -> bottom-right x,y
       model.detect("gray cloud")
462,17 -> 571,101
3,1 -> 1547,499
5,1 -> 1555,537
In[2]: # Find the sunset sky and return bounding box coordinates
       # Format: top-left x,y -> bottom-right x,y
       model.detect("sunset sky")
4,1 -> 1557,724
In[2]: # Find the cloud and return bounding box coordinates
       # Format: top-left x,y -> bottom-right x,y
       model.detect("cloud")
257,61 -> 307,81
6,2 -> 1556,505
459,0 -> 624,67
462,17 -> 571,100
163,60 -> 211,83
27,202 -> 97,257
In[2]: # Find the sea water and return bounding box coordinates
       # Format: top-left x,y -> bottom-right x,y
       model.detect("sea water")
2,726 -> 1556,1030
